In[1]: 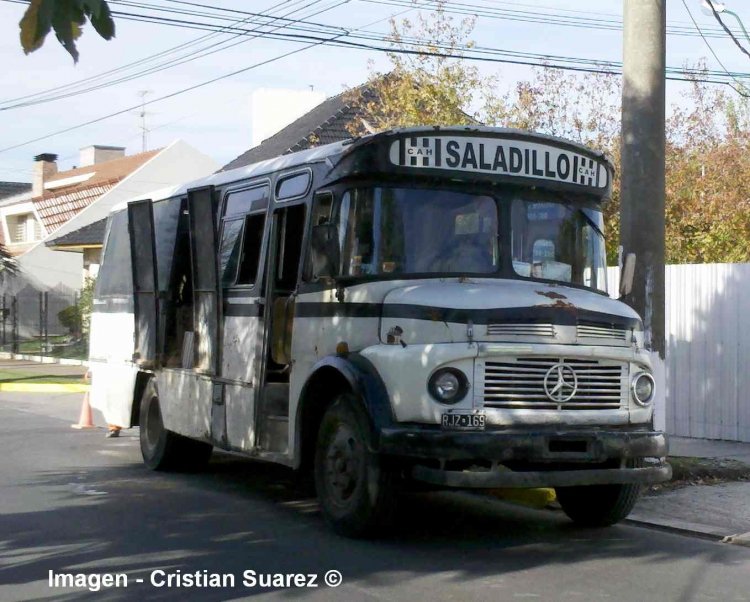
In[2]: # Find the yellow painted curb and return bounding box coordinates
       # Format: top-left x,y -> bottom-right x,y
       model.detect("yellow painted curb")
0,383 -> 90,393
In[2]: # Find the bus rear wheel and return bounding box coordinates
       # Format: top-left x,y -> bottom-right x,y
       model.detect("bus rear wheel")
314,394 -> 396,537
139,380 -> 212,471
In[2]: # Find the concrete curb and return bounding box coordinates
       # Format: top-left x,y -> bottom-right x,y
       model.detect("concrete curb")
0,383 -> 89,393
625,513 -> 730,541
0,352 -> 87,366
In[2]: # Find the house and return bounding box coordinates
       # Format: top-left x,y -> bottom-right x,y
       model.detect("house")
47,87 -> 374,270
45,80 -> 468,267
221,86 -> 378,171
0,181 -> 31,201
6,141 -> 218,291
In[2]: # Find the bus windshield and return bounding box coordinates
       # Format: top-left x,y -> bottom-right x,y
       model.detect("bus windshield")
329,186 -> 606,292
510,197 -> 607,292
337,187 -> 499,276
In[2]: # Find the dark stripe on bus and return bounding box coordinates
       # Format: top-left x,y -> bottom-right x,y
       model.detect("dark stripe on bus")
294,302 -> 641,330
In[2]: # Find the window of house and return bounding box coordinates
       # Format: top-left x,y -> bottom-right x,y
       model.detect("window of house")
6,213 -> 41,244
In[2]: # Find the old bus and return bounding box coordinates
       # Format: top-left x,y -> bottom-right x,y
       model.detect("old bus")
89,126 -> 670,536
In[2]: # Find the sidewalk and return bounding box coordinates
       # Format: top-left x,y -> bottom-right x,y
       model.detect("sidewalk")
0,359 -> 88,392
629,436 -> 750,543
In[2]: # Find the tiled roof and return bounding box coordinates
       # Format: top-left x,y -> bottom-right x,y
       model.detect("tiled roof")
221,86 -> 376,171
45,149 -> 159,188
0,182 -> 31,200
35,180 -> 118,234
32,149 -> 160,234
46,216 -> 107,248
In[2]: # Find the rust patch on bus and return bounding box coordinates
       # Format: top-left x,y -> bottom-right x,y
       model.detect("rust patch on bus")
536,290 -> 567,300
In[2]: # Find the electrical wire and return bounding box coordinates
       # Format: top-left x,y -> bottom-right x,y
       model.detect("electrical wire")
706,1 -> 750,62
0,0 -> 339,109
2,0 -> 749,154
681,0 -> 750,97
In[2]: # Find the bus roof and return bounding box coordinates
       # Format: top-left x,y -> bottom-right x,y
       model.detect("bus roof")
110,126 -> 613,213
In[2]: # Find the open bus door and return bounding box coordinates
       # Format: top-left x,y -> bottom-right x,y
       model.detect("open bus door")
256,202 -> 307,455
127,199 -> 159,368
186,185 -> 226,445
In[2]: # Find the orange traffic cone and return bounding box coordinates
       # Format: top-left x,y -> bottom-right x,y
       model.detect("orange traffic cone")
72,370 -> 95,429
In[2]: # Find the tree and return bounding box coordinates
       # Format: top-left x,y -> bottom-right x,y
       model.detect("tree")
345,3 -> 749,266
19,0 -> 115,62
345,2 -> 489,134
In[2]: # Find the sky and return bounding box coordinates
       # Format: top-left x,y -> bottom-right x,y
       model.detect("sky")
1,0 -> 750,180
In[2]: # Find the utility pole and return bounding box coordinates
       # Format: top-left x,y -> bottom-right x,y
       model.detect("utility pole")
138,90 -> 152,152
621,1 -> 666,426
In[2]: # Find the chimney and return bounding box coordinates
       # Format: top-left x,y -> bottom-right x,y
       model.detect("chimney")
33,153 -> 58,196
79,145 -> 126,167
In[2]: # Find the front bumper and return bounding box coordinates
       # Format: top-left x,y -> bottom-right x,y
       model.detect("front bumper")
378,426 -> 671,488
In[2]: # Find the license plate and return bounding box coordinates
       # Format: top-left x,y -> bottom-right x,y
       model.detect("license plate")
441,411 -> 485,431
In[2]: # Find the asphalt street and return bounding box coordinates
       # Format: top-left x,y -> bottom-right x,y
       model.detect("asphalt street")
1,392 -> 749,602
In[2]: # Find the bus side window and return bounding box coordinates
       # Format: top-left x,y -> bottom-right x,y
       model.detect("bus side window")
312,192 -> 332,225
236,214 -> 266,286
275,204 -> 306,290
219,218 -> 244,286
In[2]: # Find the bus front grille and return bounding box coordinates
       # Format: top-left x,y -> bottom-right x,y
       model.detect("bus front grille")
482,357 -> 625,410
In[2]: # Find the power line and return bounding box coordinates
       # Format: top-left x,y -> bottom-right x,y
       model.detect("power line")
2,0 -> 748,155
681,0 -> 750,97
0,1 -> 413,154
706,1 -> 750,62
4,0 -> 750,113
0,0 -> 340,109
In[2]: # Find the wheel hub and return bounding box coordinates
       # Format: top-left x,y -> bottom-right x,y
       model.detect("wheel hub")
325,425 -> 362,503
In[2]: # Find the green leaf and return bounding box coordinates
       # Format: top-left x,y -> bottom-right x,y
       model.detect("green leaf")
51,0 -> 84,62
19,0 -> 115,61
88,1 -> 115,40
19,0 -> 53,55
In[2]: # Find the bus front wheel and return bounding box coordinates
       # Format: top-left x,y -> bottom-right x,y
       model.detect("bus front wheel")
555,478 -> 641,527
314,394 -> 396,537
139,380 -> 212,471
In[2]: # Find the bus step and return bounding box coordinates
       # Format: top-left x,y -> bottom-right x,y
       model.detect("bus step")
259,415 -> 288,453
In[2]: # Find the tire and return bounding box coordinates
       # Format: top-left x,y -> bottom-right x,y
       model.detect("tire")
555,465 -> 642,527
139,380 -> 213,471
314,394 -> 397,537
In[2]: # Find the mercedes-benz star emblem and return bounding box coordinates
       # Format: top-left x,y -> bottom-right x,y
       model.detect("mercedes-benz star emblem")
543,363 -> 578,402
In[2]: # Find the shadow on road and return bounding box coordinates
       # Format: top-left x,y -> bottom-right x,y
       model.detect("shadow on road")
1,431 -> 746,601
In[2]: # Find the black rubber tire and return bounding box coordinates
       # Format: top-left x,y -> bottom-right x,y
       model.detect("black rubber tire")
139,380 -> 213,471
556,466 -> 642,527
314,394 -> 397,538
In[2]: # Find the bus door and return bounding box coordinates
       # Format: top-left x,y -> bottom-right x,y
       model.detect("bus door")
218,183 -> 270,452
127,199 -> 159,368
256,201 -> 307,455
186,185 -> 224,442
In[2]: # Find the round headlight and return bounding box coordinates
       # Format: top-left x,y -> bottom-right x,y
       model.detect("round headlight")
632,372 -> 655,406
428,368 -> 469,404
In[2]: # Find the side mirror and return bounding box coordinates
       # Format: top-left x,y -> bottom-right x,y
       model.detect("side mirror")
619,253 -> 636,298
308,223 -> 340,281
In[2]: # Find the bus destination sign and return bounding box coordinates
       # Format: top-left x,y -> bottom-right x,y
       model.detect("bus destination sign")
389,135 -> 608,189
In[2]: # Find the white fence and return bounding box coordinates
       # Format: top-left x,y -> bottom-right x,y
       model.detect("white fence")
608,263 -> 750,443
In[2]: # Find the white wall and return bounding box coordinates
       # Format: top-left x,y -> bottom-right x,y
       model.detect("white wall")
49,139 -> 219,241
609,263 -> 750,443
16,140 -> 219,291
251,88 -> 325,147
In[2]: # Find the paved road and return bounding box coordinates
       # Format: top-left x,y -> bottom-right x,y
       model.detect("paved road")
2,392 -> 749,602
